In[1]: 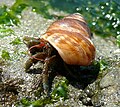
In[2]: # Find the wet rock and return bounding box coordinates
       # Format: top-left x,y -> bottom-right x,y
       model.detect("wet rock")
91,65 -> 120,107
86,35 -> 120,107
100,67 -> 120,89
100,66 -> 120,106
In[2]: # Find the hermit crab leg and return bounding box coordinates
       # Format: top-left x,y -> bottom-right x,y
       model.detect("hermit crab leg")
42,55 -> 56,94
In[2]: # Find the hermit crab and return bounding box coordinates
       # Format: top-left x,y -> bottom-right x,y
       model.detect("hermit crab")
24,13 -> 95,94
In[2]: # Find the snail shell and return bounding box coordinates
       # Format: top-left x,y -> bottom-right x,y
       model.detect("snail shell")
41,13 -> 95,66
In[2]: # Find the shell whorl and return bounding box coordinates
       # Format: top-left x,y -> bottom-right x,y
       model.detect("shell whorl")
41,13 -> 95,66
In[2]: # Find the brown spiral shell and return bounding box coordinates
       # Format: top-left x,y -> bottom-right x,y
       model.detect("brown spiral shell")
41,13 -> 95,66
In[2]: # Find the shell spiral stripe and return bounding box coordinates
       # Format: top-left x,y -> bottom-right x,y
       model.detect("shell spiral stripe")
41,13 -> 95,66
